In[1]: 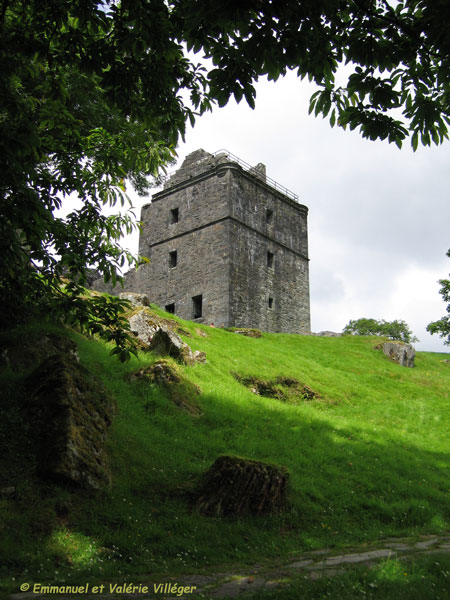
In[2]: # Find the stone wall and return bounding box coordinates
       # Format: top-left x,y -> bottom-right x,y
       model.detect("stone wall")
228,169 -> 308,258
91,150 -> 311,333
139,159 -> 230,258
229,220 -> 310,333
226,168 -> 310,333
136,222 -> 231,325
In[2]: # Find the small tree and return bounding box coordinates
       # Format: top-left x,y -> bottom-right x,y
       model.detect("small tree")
426,250 -> 450,346
343,318 -> 418,343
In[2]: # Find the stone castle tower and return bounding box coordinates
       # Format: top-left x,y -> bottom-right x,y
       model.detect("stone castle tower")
123,149 -> 310,333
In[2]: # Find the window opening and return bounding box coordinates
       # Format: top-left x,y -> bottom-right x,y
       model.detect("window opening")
267,251 -> 274,268
170,208 -> 179,223
165,303 -> 175,314
266,209 -> 273,224
169,250 -> 177,268
192,294 -> 203,319
268,297 -> 273,309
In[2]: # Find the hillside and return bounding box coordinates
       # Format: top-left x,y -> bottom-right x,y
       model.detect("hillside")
1,309 -> 450,594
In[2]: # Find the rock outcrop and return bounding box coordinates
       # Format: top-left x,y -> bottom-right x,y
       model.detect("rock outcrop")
26,354 -> 115,490
119,292 -> 150,307
195,455 -> 289,517
382,342 -> 415,368
131,359 -> 202,416
0,334 -> 78,371
126,306 -> 205,365
149,328 -> 195,366
314,331 -> 342,337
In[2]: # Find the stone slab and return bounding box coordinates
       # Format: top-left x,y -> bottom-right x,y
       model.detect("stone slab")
286,559 -> 314,569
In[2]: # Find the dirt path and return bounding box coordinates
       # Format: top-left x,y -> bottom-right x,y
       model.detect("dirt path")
168,533 -> 450,598
8,533 -> 450,600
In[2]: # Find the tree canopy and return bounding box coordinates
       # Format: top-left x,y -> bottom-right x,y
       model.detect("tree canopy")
426,250 -> 450,346
343,318 -> 418,343
1,0 -> 449,357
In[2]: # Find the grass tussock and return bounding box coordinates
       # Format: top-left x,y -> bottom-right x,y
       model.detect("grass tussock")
0,309 -> 449,592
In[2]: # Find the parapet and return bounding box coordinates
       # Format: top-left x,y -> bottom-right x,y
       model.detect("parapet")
160,149 -> 299,204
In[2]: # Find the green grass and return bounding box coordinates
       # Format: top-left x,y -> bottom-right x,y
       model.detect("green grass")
244,554 -> 450,600
1,310 -> 450,594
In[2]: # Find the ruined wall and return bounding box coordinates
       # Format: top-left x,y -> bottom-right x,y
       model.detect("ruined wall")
92,149 -> 311,333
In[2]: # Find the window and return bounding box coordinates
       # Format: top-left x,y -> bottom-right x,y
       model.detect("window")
267,251 -> 274,268
192,294 -> 203,319
266,208 -> 273,224
165,303 -> 175,314
170,208 -> 179,223
169,250 -> 177,268
268,297 -> 273,309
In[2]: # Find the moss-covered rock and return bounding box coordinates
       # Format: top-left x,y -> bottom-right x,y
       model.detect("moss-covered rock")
195,455 -> 289,517
0,334 -> 78,372
124,307 -> 200,364
232,373 -> 320,402
225,327 -> 263,338
127,307 -> 181,345
131,359 -> 202,416
26,354 -> 115,490
149,328 -> 196,365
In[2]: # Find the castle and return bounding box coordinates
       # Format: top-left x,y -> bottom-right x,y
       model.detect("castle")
110,149 -> 310,333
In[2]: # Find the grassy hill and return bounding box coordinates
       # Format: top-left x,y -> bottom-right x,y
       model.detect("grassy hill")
1,308 -> 450,593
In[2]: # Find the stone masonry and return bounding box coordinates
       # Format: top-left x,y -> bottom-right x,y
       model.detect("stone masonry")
95,149 -> 311,333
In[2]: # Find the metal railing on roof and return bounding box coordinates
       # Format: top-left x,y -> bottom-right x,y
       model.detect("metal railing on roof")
213,149 -> 299,202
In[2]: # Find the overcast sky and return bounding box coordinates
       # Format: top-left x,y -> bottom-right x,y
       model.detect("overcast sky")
119,71 -> 450,352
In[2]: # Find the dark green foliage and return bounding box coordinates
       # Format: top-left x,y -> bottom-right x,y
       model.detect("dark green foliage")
0,0 -> 206,355
2,0 -> 450,358
343,318 -> 418,343
427,249 -> 450,345
176,0 -> 450,148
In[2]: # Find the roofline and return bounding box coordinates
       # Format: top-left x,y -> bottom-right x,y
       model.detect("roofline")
151,158 -> 307,215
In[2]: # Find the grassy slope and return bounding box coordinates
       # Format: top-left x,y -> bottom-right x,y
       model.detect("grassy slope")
1,310 -> 450,589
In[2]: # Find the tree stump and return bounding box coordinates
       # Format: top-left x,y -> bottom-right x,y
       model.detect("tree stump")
195,455 -> 289,517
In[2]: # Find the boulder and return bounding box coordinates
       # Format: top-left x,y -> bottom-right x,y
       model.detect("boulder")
119,292 -> 150,307
26,354 -> 115,490
149,328 -> 195,366
126,308 -> 204,365
128,309 -> 159,345
193,350 -> 207,363
0,486 -> 16,497
310,331 -> 342,337
195,455 -> 289,517
127,307 -> 179,345
317,330 -> 342,337
382,342 -> 415,368
226,328 -> 262,338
